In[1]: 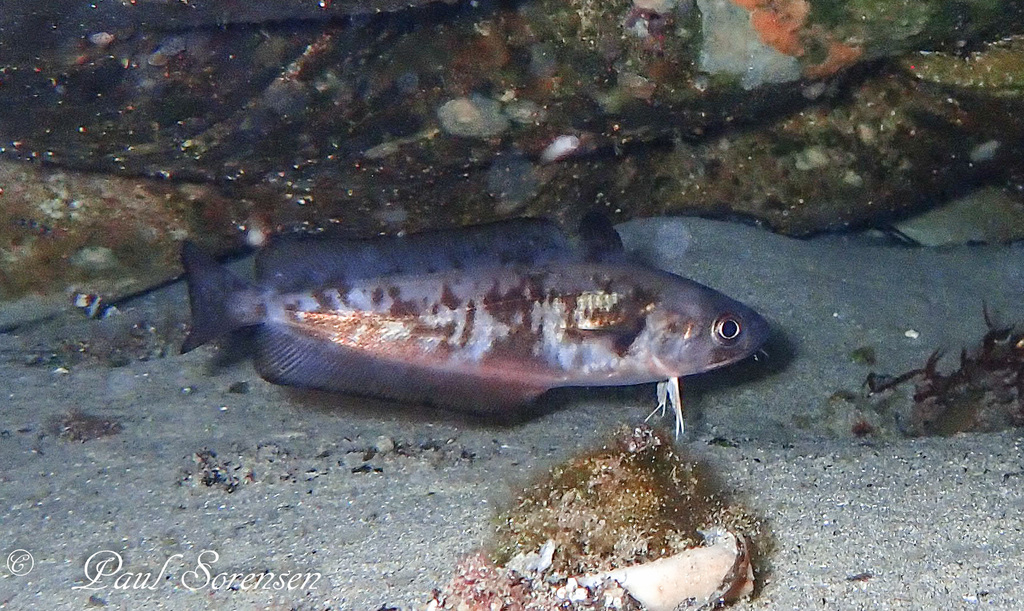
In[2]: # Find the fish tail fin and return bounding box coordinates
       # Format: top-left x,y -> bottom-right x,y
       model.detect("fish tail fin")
180,241 -> 260,354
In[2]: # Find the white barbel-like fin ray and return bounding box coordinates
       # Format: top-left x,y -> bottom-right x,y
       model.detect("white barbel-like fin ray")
646,376 -> 684,438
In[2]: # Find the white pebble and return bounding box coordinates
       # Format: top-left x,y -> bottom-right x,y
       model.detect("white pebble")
539,135 -> 580,164
89,32 -> 115,47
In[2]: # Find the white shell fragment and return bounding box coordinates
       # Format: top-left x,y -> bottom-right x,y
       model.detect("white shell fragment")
539,134 -> 581,163
588,528 -> 753,611
507,539 -> 556,576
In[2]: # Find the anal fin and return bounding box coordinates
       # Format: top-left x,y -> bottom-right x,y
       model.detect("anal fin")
254,325 -> 546,415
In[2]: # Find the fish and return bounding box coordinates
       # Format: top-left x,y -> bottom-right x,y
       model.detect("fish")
252,217 -> 579,294
180,217 -> 769,429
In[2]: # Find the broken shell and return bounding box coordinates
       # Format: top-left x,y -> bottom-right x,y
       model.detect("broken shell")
590,528 -> 753,611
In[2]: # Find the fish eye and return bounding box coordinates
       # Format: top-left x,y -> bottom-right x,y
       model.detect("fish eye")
714,315 -> 742,344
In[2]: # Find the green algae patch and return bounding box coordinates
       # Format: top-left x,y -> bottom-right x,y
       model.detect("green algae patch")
901,35 -> 1024,95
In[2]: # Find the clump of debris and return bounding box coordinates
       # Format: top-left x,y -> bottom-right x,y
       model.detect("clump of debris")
46,408 -> 122,442
428,425 -> 764,611
868,311 -> 1024,436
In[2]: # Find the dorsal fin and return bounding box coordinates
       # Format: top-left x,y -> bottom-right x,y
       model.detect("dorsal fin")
255,218 -> 575,292
578,211 -> 624,262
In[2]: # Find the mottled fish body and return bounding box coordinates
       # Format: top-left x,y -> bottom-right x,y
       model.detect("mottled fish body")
254,218 -> 579,292
181,219 -> 768,414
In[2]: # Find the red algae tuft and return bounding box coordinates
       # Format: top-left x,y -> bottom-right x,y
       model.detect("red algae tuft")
868,312 -> 1024,436
745,0 -> 811,57
805,40 -> 864,78
731,0 -> 864,78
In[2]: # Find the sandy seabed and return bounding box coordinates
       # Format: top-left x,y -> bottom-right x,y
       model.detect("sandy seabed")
1,218 -> 1022,610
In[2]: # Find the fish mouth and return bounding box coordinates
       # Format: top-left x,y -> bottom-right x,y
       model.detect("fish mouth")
745,313 -> 771,352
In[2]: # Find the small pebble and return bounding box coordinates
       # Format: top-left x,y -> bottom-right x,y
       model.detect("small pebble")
437,96 -> 509,138
801,81 -> 828,99
342,452 -> 367,470
793,145 -> 830,171
89,32 -> 115,48
504,100 -> 546,125
969,139 -> 1000,163
374,435 -> 395,455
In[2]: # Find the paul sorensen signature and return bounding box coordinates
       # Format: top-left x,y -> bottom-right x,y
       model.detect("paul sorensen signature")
73,550 -> 321,592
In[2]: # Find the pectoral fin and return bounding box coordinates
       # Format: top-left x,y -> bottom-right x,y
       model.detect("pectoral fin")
574,314 -> 648,357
